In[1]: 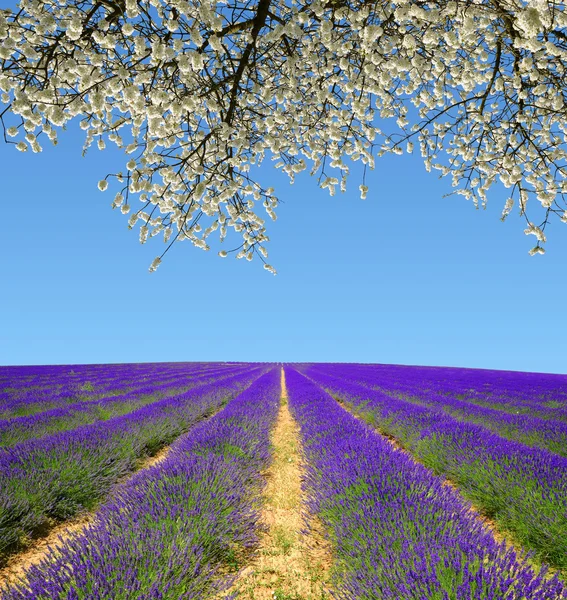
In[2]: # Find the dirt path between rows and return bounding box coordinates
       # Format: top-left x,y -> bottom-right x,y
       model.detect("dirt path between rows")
219,367 -> 333,599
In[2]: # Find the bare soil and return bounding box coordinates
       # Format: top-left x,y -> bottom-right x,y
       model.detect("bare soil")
218,368 -> 333,599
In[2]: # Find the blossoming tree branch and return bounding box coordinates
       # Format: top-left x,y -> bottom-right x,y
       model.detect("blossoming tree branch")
1,0 -> 566,271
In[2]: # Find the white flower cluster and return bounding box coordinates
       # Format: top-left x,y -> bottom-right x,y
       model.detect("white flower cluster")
1,0 -> 566,270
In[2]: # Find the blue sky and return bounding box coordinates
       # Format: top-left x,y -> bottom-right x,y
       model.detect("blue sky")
1,115 -> 566,373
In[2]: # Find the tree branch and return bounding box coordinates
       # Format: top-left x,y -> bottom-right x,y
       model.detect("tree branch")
225,0 -> 271,126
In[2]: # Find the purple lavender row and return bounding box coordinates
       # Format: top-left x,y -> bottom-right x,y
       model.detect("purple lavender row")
443,384 -> 567,423
0,364 -> 248,418
0,361 -> 247,384
0,362 -> 230,409
456,394 -> 567,422
306,364 -> 567,457
324,363 -> 567,420
316,362 -> 567,422
0,366 -> 266,563
0,366 -> 252,446
0,364 -> 234,412
350,362 -> 567,402
2,368 -> 281,600
0,362 -> 201,395
405,364 -> 567,421
313,362 -> 567,409
285,368 -> 566,599
0,362 -> 248,405
0,364 -> 187,410
422,367 -> 567,407
0,375 -> 186,419
0,363 -> 234,416
387,381 -> 567,457
0,365 -> 235,418
301,365 -> 567,572
0,364 -> 239,420
0,361 -> 222,389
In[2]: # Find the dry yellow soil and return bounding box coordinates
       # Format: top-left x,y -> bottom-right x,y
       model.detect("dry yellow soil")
219,367 -> 332,599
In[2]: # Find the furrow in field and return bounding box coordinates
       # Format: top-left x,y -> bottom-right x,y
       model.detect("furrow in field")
218,367 -> 332,599
302,366 -> 567,573
286,368 -> 566,599
1,368 -> 282,600
0,367 -> 265,565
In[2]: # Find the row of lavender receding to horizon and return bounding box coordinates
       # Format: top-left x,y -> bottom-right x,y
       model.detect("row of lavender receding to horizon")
286,367 -> 566,599
0,362 -> 243,418
0,365 -> 254,447
313,362 -> 567,418
306,363 -> 567,455
2,368 -> 281,600
0,364 -> 268,564
299,363 -> 567,572
2,360 -> 567,598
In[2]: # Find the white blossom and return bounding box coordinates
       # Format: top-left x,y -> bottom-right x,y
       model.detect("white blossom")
524,222 -> 547,244
1,0 -> 566,271
149,256 -> 161,272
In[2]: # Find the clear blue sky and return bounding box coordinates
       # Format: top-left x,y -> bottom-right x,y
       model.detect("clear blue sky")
1,115 -> 566,373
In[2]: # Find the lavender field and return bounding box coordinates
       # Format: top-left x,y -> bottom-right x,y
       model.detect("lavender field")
1,362 -> 566,599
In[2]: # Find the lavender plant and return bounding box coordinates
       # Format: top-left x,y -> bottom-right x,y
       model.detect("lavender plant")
312,363 -> 567,421
1,368 -> 281,599
0,366 -> 264,563
0,362 -> 238,418
0,365 -> 251,447
305,364 -> 567,456
303,365 -> 567,572
286,367 -> 566,600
